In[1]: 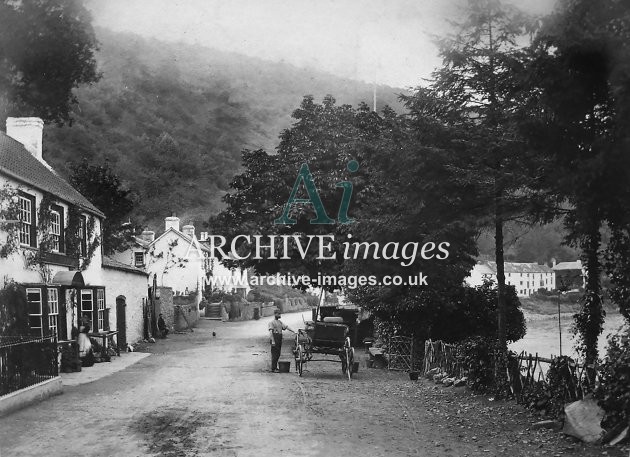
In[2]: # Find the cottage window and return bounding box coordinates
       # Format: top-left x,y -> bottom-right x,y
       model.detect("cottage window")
78,216 -> 87,257
81,289 -> 93,327
203,253 -> 211,273
49,209 -> 61,252
18,193 -> 36,247
47,288 -> 59,339
134,251 -> 145,267
27,288 -> 43,336
97,289 -> 105,331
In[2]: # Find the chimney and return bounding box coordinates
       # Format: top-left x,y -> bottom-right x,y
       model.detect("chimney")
200,232 -> 208,242
182,224 -> 195,238
165,216 -> 180,232
551,258 -> 556,268
6,117 -> 44,161
141,230 -> 155,243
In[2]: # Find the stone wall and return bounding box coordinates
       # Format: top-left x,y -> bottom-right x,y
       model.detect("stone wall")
215,297 -> 311,322
154,287 -> 174,331
173,292 -> 200,331
280,296 -> 311,313
155,287 -> 200,331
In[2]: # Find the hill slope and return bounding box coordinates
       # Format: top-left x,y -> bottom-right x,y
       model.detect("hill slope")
41,28 -> 407,230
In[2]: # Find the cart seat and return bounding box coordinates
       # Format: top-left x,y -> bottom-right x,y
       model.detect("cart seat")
312,322 -> 348,348
322,316 -> 344,323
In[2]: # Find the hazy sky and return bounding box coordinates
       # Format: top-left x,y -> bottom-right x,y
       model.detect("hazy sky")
89,0 -> 556,88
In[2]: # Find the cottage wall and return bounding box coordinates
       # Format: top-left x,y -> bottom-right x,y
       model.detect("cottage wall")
0,176 -> 103,285
101,266 -> 147,345
146,234 -> 204,299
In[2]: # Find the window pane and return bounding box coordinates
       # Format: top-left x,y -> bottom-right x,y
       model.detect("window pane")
49,315 -> 58,338
50,210 -> 61,252
48,289 -> 59,314
19,196 -> 32,246
26,289 -> 42,315
81,290 -> 93,312
134,252 -> 144,266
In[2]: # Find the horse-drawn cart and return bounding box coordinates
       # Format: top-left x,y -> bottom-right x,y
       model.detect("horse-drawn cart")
293,307 -> 358,380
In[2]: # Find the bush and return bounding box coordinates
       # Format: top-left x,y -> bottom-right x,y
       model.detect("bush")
365,281 -> 526,343
595,328 -> 630,429
517,355 -> 579,418
454,336 -> 519,397
456,336 -> 496,392
0,282 -> 28,336
431,281 -> 526,343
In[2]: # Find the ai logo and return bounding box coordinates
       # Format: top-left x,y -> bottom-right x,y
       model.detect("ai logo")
274,160 -> 359,225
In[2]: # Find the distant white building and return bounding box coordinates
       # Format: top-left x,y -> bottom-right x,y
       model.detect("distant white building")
552,259 -> 586,291
466,261 -> 556,297
111,217 -> 250,301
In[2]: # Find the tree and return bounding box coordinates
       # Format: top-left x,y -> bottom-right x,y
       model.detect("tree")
343,102 -> 480,338
0,0 -> 100,124
522,0 -> 630,364
402,0 -> 538,351
210,96 -> 369,286
69,159 -> 137,255
212,95 -> 481,338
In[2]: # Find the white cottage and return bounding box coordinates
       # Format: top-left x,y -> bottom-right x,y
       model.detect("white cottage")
0,117 -> 147,346
111,216 -> 210,303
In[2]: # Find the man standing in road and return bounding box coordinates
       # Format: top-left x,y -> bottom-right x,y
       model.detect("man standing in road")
269,309 -> 295,372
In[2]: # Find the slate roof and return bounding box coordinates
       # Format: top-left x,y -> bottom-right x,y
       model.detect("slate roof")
553,261 -> 583,271
152,227 -> 212,254
132,236 -> 151,249
483,261 -> 553,274
0,131 -> 104,218
102,255 -> 148,276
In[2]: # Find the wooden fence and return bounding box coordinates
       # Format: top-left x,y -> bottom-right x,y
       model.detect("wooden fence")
421,340 -> 599,406
422,340 -> 464,378
507,351 -> 599,404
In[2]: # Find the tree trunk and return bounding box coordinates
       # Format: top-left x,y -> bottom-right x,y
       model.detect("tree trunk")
495,184 -> 507,351
580,223 -> 604,367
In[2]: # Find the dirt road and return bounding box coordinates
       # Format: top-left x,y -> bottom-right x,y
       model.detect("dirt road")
0,313 -> 623,457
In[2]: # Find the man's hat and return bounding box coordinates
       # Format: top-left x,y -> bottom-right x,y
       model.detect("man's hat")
274,309 -> 281,315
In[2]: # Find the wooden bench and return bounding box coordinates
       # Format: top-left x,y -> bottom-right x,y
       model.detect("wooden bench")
88,330 -> 120,361
368,347 -> 387,368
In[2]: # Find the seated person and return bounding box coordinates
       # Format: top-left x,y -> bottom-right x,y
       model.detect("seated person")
78,325 -> 95,367
157,313 -> 169,338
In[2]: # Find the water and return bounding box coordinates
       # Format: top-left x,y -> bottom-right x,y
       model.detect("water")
509,312 -> 626,360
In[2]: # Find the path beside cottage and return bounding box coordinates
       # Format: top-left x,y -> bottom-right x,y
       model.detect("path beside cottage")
0,313 -> 624,457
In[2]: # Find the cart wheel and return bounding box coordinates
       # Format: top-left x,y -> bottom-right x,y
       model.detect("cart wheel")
343,337 -> 353,381
345,346 -> 352,381
297,345 -> 304,377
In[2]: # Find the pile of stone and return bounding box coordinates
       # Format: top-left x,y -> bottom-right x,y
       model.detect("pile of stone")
425,367 -> 467,388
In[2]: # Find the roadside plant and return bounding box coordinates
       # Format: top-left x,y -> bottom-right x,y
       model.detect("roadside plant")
0,184 -> 21,258
0,281 -> 28,336
456,336 -> 496,393
595,328 -> 630,430
519,355 -> 581,418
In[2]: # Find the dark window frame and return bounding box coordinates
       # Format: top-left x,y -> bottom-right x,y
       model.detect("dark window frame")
18,191 -> 37,248
134,251 -> 145,267
49,204 -> 65,254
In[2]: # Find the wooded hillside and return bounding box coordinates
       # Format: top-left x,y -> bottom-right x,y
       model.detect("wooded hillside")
42,28 -> 405,229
